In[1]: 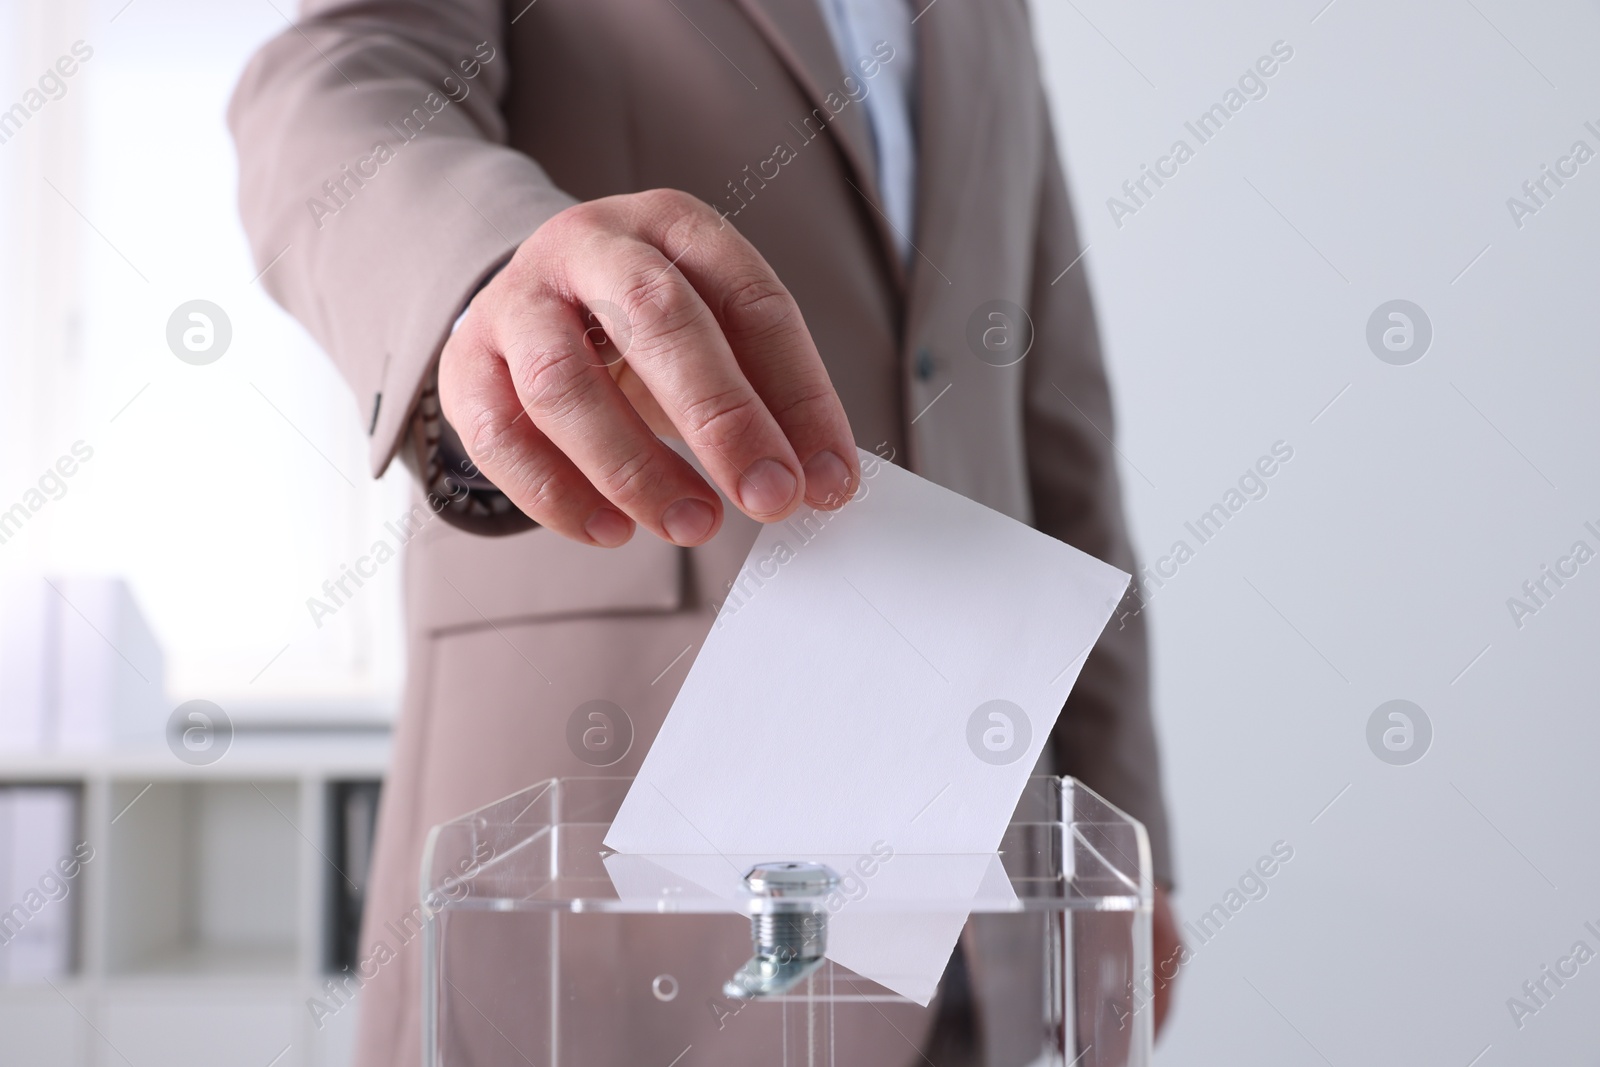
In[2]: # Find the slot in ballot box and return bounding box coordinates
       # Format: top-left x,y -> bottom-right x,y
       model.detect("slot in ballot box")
422,776 -> 1153,1067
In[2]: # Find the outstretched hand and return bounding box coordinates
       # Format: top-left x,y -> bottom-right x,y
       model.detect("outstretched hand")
439,189 -> 860,548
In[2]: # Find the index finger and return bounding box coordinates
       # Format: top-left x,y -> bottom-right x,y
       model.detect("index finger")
612,190 -> 861,511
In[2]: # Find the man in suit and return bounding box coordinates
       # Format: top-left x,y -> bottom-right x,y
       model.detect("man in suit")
231,1 -> 1179,1062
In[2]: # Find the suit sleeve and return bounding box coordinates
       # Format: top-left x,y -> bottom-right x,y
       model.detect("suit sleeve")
1024,99 -> 1174,888
227,0 -> 576,476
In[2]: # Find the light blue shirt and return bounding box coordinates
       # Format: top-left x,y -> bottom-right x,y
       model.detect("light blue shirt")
815,0 -> 918,262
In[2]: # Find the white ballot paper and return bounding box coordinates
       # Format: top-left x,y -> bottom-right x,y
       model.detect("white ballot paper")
604,448 -> 1130,1002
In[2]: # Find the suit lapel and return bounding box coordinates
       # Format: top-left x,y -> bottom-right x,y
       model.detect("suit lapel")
728,0 -> 904,288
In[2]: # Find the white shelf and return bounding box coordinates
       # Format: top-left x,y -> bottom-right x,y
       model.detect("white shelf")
0,731 -> 391,780
110,943 -> 300,980
105,779 -> 302,980
0,729 -> 390,1067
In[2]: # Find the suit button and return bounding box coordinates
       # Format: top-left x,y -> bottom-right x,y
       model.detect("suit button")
914,348 -> 936,381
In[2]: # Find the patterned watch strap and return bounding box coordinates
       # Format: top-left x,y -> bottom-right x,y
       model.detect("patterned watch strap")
402,364 -> 536,537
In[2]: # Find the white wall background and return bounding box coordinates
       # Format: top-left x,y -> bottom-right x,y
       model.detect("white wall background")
0,0 -> 411,714
1032,1 -> 1600,1063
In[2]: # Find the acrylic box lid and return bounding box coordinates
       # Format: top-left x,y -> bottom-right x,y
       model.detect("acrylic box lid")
420,775 -> 1151,920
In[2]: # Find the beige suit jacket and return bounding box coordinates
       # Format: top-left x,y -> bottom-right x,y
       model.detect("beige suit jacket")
231,1 -> 1170,1063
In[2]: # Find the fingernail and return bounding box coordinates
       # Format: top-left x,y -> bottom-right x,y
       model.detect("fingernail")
662,498 -> 717,545
737,458 -> 799,516
803,450 -> 854,508
585,507 -> 634,548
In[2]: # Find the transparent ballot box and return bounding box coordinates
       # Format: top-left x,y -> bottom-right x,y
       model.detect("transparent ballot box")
421,776 -> 1153,1066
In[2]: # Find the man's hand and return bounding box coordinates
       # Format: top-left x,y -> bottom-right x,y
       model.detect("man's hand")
439,189 -> 860,548
1153,884 -> 1183,1036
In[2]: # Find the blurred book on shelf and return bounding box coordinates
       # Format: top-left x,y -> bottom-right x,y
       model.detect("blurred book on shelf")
327,779 -> 382,973
0,580 -> 54,752
0,575 -> 166,752
0,785 -> 82,983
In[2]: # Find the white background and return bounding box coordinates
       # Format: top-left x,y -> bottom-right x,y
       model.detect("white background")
1034,1 -> 1600,1063
0,0 -> 410,714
